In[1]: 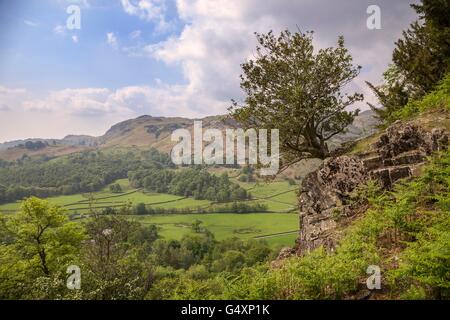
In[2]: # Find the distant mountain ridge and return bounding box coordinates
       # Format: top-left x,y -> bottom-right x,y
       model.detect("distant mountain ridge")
0,110 -> 378,161
0,135 -> 98,151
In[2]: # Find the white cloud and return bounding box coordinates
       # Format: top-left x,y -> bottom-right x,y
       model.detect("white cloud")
45,1 -> 419,123
18,85 -> 209,119
0,83 -> 218,140
106,32 -> 118,49
53,25 -> 66,35
1,1 -> 418,141
0,86 -> 27,95
72,0 -> 90,8
24,20 -> 39,27
54,25 -> 80,44
0,86 -> 27,113
130,29 -> 142,39
121,0 -> 174,33
0,82 -> 212,120
23,88 -> 122,115
57,0 -> 90,9
131,0 -> 418,116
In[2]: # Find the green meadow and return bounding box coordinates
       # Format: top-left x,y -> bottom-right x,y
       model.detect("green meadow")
0,178 -> 299,247
133,213 -> 298,248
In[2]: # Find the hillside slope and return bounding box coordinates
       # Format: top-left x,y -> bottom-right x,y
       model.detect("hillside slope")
271,84 -> 450,299
151,81 -> 449,300
0,111 -> 378,161
297,115 -> 449,254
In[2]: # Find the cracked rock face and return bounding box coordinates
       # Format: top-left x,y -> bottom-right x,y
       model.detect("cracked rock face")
295,122 -> 448,255
297,155 -> 368,253
317,156 -> 368,196
376,122 -> 448,159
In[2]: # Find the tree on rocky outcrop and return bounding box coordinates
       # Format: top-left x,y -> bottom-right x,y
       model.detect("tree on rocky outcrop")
229,30 -> 363,170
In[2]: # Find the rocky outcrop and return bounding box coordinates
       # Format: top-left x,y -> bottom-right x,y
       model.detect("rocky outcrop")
296,156 -> 369,253
362,122 -> 448,189
296,122 -> 448,255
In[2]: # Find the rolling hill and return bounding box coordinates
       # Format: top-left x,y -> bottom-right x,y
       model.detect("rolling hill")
0,110 -> 378,161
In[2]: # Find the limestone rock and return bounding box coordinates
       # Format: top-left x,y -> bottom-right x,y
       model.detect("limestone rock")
297,155 -> 368,254
295,121 -> 448,255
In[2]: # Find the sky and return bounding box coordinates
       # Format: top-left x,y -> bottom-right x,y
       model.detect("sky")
0,0 -> 418,142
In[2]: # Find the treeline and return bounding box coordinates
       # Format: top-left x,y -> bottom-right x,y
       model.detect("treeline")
0,148 -> 173,203
207,202 -> 268,213
129,201 -> 268,215
129,167 -> 250,202
20,141 -> 48,150
0,144 -> 248,205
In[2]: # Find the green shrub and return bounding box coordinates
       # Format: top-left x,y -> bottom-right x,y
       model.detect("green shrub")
390,73 -> 450,121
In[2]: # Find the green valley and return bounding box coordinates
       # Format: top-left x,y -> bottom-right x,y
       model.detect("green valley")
0,175 -> 299,247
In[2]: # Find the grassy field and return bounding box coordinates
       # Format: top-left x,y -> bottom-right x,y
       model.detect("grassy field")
132,213 -> 298,248
0,188 -> 187,213
0,177 -> 300,247
0,179 -> 297,213
230,180 -> 298,212
0,179 -> 190,213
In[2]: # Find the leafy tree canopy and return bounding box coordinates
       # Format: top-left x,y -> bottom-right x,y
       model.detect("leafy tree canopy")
229,30 -> 363,169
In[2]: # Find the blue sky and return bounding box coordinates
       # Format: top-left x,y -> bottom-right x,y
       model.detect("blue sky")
0,0 -> 184,91
0,0 -> 418,141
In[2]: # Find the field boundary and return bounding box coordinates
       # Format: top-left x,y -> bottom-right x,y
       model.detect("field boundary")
253,230 -> 299,239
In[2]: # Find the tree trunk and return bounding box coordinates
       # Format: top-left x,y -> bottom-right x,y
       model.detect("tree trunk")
305,124 -> 329,159
38,248 -> 50,275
